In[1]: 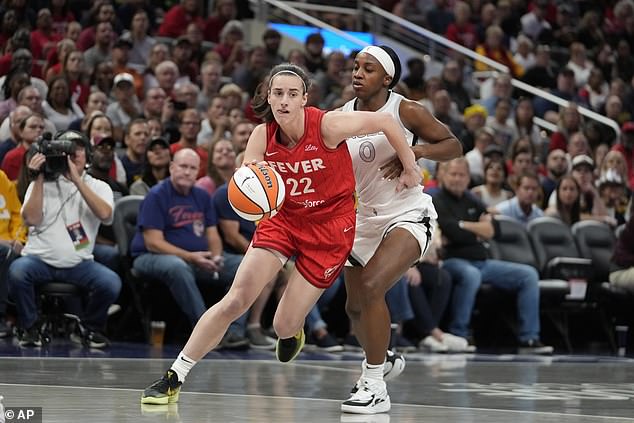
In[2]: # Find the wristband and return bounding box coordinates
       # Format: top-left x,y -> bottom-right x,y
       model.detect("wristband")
458,220 -> 465,229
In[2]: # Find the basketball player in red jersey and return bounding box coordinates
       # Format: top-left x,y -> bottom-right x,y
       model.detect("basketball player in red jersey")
141,63 -> 423,405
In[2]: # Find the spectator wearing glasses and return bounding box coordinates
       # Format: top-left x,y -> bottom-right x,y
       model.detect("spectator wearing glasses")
170,109 -> 208,179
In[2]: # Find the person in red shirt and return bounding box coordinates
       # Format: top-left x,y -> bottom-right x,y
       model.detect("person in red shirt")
203,0 -> 236,43
61,50 -> 90,110
212,20 -> 245,76
1,114 -> 44,180
76,1 -> 118,52
445,1 -> 478,50
158,0 -> 204,39
141,63 -> 422,406
30,9 -> 63,63
549,103 -> 583,152
50,0 -> 76,38
169,109 -> 208,179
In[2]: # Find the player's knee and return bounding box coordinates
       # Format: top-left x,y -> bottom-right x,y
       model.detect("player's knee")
219,292 -> 251,320
345,299 -> 362,321
359,275 -> 388,304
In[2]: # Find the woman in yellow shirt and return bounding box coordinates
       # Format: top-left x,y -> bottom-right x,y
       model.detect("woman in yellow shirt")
0,169 -> 25,337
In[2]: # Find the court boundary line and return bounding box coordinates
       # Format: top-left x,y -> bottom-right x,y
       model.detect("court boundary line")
1,382 -> 633,421
0,357 -> 361,373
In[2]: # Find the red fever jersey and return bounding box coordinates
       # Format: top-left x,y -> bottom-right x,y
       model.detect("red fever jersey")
252,106 -> 356,289
264,107 -> 356,219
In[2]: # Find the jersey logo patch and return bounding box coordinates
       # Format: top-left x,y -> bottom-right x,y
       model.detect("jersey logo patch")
305,144 -> 318,152
324,264 -> 340,280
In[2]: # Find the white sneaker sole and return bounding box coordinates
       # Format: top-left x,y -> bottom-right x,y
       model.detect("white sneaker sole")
341,397 -> 391,414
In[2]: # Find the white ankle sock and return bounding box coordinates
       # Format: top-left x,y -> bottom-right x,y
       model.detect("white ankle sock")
364,361 -> 385,383
170,352 -> 197,383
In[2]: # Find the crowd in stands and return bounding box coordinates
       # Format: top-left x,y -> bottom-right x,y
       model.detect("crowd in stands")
0,0 -> 631,354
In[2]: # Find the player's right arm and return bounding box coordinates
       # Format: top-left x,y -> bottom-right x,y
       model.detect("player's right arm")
242,123 -> 267,165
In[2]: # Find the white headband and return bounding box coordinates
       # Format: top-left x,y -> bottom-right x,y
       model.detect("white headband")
360,46 -> 395,78
269,70 -> 307,92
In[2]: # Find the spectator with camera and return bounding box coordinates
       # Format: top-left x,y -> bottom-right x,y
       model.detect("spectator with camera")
8,130 -> 121,348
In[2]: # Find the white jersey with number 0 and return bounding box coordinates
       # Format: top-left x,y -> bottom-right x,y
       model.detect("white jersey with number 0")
343,92 -> 437,266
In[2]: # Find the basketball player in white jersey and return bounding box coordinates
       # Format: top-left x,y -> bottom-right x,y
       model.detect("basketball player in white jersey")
340,45 -> 463,414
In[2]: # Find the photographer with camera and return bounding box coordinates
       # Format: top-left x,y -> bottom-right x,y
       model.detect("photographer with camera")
7,130 -> 122,348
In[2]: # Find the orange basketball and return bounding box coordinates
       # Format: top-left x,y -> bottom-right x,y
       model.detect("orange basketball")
228,163 -> 286,221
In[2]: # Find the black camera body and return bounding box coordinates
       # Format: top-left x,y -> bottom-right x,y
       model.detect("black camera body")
31,138 -> 77,180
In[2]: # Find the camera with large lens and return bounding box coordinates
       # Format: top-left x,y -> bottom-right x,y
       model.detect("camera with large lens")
31,134 -> 77,180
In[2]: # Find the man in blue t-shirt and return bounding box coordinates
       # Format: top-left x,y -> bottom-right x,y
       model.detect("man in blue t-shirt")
131,148 -> 225,328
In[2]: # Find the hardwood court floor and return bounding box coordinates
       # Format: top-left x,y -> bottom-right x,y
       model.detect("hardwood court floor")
1,341 -> 634,422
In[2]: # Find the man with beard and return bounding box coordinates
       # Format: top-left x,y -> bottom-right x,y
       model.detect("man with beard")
541,148 -> 568,208
262,28 -> 284,69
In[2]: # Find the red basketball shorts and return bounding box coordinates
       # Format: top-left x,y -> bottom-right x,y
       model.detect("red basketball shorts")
252,212 -> 355,289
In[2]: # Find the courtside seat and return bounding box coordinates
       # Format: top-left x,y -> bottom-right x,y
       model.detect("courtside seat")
475,216 -> 569,348
572,220 -> 629,353
489,215 -> 570,297
527,217 -> 612,352
111,195 -> 152,342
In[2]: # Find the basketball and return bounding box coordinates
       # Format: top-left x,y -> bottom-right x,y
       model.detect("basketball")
228,163 -> 285,221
